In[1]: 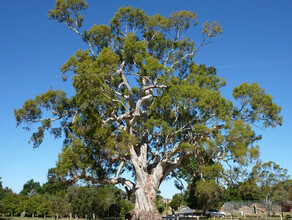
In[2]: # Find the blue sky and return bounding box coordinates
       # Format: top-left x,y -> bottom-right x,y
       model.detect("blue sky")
0,0 -> 291,199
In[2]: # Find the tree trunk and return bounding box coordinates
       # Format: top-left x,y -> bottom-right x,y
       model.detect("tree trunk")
126,143 -> 164,220
126,173 -> 162,220
126,186 -> 161,219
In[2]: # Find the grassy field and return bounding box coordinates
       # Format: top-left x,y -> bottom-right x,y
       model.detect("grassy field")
0,217 -> 123,220
1,213 -> 291,220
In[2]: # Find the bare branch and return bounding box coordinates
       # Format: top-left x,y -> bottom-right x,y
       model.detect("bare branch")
64,22 -> 96,58
115,161 -> 125,179
169,37 -> 208,70
112,99 -> 129,111
118,61 -> 135,109
68,173 -> 135,191
140,84 -> 167,95
35,110 -> 76,124
130,94 -> 152,125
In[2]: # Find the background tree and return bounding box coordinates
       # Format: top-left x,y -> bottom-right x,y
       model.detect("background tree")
20,179 -> 42,196
224,186 -> 242,202
0,192 -> 19,216
237,181 -> 263,201
0,178 -> 132,218
14,194 -> 27,216
49,192 -> 70,218
284,180 -> 292,201
222,162 -> 290,204
180,156 -> 225,209
66,184 -> 130,218
185,179 -> 223,210
15,1 -> 282,219
36,195 -> 50,217
250,161 -> 289,208
169,194 -> 183,211
42,168 -> 67,195
24,195 -> 42,217
0,177 -> 13,201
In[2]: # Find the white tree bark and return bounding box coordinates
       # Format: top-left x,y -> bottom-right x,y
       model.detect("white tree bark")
126,144 -> 164,220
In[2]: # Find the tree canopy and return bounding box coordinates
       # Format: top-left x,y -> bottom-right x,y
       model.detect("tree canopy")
15,1 -> 282,219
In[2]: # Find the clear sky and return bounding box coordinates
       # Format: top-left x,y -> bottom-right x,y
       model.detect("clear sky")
0,0 -> 291,199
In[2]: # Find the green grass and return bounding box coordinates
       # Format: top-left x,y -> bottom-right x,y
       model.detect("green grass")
2,213 -> 292,220
0,218 -> 124,220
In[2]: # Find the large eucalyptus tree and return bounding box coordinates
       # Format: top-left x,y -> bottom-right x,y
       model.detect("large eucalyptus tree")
15,1 -> 282,219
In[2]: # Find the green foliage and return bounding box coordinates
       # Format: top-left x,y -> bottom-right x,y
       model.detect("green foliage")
237,181 -> 263,201
169,194 -> 183,210
156,192 -> 166,214
24,195 -> 42,216
224,163 -> 290,203
282,179 -> 292,201
117,199 -> 134,217
14,90 -> 71,148
0,183 -> 132,218
195,180 -> 224,209
48,0 -> 88,31
36,195 -> 50,217
252,161 -> 290,205
0,192 -> 18,216
42,168 -> 67,195
185,179 -> 223,210
0,178 -> 13,202
49,192 -> 70,217
224,186 -> 242,202
288,186 -> 292,201
20,179 -> 42,196
233,83 -> 282,128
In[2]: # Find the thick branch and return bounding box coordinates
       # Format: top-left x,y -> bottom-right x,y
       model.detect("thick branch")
130,94 -> 152,125
69,173 -> 135,191
140,84 -> 167,95
161,151 -> 194,181
115,161 -> 125,179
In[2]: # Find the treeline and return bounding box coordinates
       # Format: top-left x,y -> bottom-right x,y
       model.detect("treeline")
169,161 -> 292,211
0,170 -> 133,218
1,160 -> 291,217
169,178 -> 292,212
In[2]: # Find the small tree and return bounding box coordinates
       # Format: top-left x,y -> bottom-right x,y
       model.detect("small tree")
251,162 -> 290,207
185,179 -> 223,210
169,194 -> 183,211
15,1 -> 282,219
